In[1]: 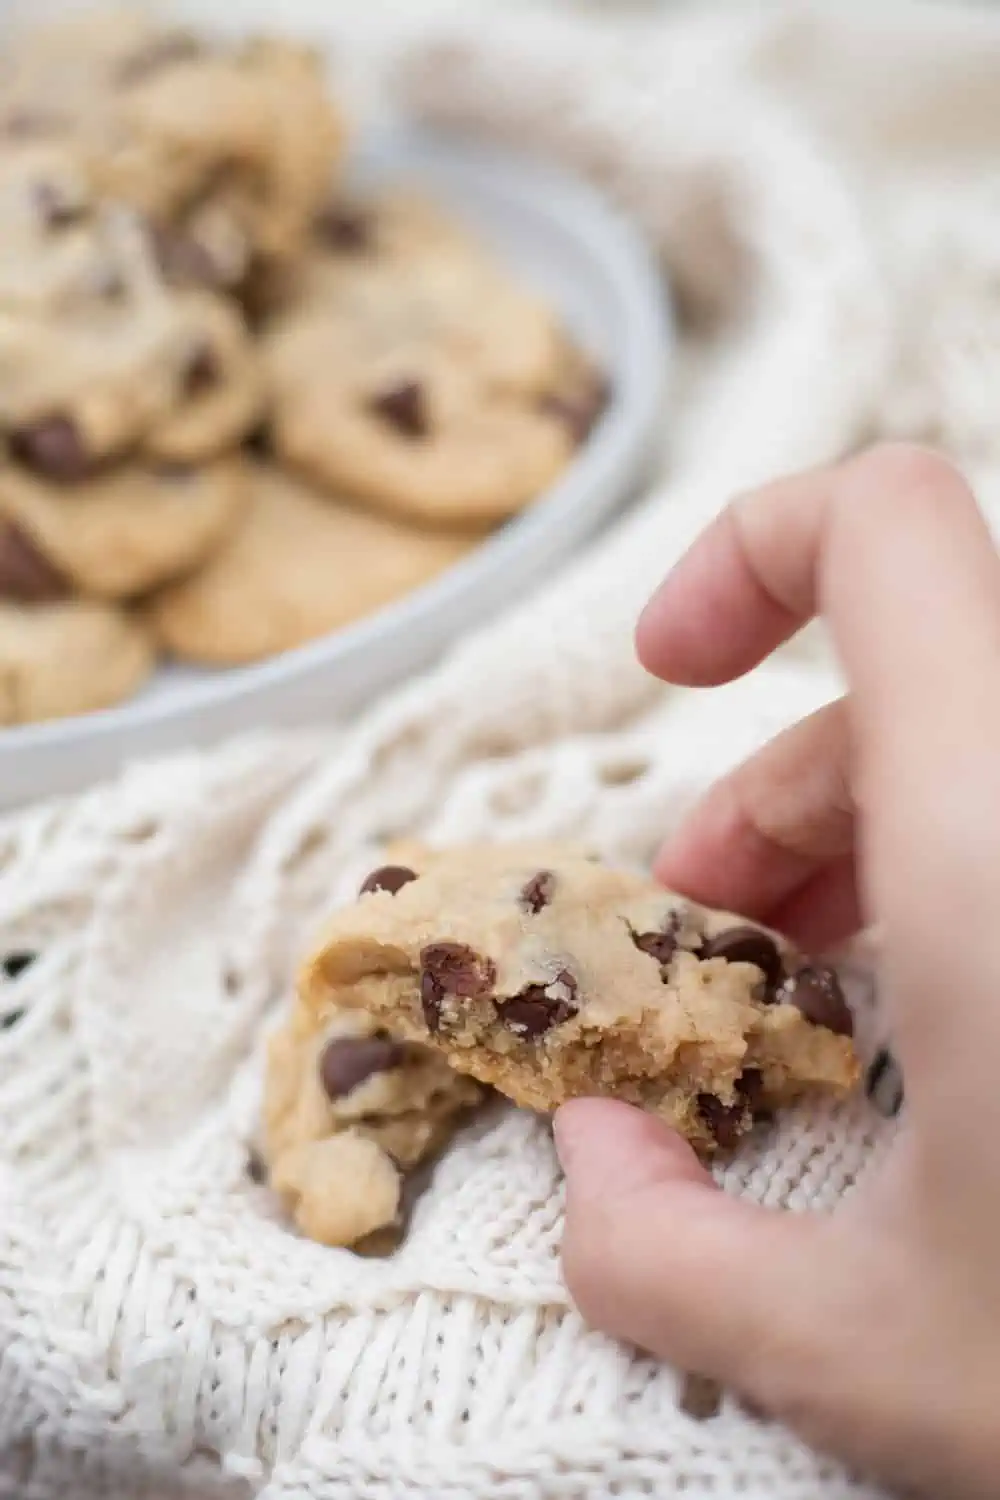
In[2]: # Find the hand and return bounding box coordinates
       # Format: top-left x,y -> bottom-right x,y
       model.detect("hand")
554,445 -> 1000,1498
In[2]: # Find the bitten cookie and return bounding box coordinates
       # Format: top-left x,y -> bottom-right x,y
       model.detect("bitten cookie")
147,463 -> 475,664
0,599 -> 153,724
262,995 -> 485,1251
301,843 -> 860,1155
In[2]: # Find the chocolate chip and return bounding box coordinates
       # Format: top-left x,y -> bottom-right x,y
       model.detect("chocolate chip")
419,943 -> 497,1033
320,1035 -> 406,1099
183,343 -> 219,396
370,379 -> 428,439
735,1067 -> 765,1112
242,424 -> 272,459
315,203 -> 374,252
495,970 -> 579,1038
520,871 -> 554,914
9,415 -> 91,481
631,922 -> 678,967
0,523 -> 70,603
538,376 -> 609,444
865,1046 -> 904,1118
245,1149 -> 266,1185
696,1092 -> 747,1150
700,926 -> 783,989
778,965 -> 853,1037
33,181 -> 86,230
421,943 -> 496,997
116,33 -> 202,86
678,1372 -> 723,1421
0,1008 -> 24,1031
152,227 -> 224,290
2,952 -> 37,980
360,865 -> 418,897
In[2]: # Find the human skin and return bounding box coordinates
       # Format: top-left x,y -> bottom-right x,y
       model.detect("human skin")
554,444 -> 1000,1498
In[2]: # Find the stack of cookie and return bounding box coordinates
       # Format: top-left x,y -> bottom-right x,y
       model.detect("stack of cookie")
0,8 -> 605,725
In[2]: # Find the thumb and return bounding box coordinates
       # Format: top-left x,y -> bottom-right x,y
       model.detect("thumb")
554,1098 -> 852,1406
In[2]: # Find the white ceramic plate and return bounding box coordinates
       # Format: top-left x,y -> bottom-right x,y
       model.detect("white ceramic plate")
0,129 -> 672,811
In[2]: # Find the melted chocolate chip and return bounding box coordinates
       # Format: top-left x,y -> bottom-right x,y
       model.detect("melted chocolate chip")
245,1149 -> 266,1184
0,523 -> 70,603
370,379 -> 428,439
538,376 -> 609,444
183,343 -> 219,396
696,1092 -> 747,1150
520,871 -> 554,914
420,970 -> 446,1033
419,943 -> 497,1034
495,970 -> 578,1038
316,203 -> 374,252
700,926 -> 783,989
736,1068 -> 765,1112
631,921 -> 679,967
116,33 -> 202,86
2,952 -> 37,980
778,965 -> 853,1037
421,943 -> 496,997
360,865 -> 419,897
33,181 -> 86,230
319,1035 -> 405,1099
9,415 -> 91,481
678,1373 -> 723,1421
242,424 -> 272,459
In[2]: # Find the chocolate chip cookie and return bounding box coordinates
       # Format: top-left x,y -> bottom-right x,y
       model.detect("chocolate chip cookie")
0,599 -> 153,724
1,11 -> 344,290
147,463 -> 475,665
265,191 -> 607,524
0,200 -> 263,474
262,997 -> 485,1250
301,844 -> 860,1155
0,457 -> 247,600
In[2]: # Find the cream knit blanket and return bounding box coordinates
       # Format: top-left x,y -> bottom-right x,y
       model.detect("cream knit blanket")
4,2 -> 1000,1495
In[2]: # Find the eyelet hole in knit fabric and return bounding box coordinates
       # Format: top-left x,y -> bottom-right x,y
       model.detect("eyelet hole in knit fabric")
596,756 -> 651,787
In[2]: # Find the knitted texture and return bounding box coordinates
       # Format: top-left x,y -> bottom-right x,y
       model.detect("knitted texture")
3,2 -> 1000,1495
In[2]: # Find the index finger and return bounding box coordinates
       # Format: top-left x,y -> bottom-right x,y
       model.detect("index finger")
639,444 -> 1000,1055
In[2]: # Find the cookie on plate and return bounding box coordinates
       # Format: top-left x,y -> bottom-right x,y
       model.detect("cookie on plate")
0,10 -> 345,290
0,457 -> 247,599
147,463 -> 476,665
267,334 -> 605,527
0,598 -> 153,724
262,995 -> 485,1251
301,843 -> 860,1156
0,205 -> 263,476
264,190 -> 607,524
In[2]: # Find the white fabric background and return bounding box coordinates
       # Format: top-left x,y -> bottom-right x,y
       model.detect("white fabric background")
3,1 -> 1000,1495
